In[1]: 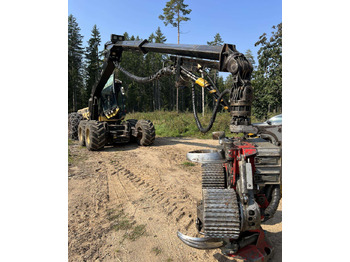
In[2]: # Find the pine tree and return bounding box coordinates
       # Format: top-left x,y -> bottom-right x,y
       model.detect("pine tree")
68,14 -> 84,112
85,25 -> 102,106
159,0 -> 191,112
159,0 -> 191,44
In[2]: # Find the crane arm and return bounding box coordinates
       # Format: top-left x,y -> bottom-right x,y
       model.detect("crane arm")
89,34 -> 255,134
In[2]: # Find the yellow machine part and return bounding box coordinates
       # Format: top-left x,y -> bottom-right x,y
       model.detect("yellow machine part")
77,107 -> 90,120
195,78 -> 210,87
105,107 -> 120,119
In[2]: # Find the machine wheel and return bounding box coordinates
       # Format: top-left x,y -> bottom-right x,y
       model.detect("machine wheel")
135,119 -> 155,146
78,120 -> 88,146
68,113 -> 82,140
85,121 -> 106,151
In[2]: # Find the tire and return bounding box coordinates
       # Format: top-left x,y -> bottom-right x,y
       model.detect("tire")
135,119 -> 155,146
85,121 -> 106,151
68,113 -> 82,140
126,119 -> 138,127
78,120 -> 88,146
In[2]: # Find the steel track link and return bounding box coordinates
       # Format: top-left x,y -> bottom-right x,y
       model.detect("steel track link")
201,162 -> 226,189
203,188 -> 241,239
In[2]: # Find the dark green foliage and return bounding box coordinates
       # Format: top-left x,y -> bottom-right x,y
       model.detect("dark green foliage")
206,33 -> 225,109
117,28 -> 178,113
252,23 -> 282,120
84,25 -> 102,105
67,14 -> 281,125
68,14 -> 84,112
207,33 -> 223,46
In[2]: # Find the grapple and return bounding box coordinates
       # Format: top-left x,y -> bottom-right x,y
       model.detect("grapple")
178,137 -> 281,261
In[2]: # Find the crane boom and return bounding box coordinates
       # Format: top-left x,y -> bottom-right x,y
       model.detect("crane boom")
89,34 -> 255,134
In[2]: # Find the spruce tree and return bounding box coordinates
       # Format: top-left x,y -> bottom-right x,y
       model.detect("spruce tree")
84,25 -> 102,105
155,26 -> 167,43
207,33 -> 223,46
68,14 -> 84,112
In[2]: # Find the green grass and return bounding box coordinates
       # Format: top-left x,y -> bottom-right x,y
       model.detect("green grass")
126,111 -> 233,139
125,110 -> 280,139
107,207 -> 148,242
182,161 -> 195,167
124,224 -> 147,241
68,149 -> 74,165
151,246 -> 162,256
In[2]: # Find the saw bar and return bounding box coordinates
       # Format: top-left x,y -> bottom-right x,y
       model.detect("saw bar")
203,188 -> 240,239
201,162 -> 226,189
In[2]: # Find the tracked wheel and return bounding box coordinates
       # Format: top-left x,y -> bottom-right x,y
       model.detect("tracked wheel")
203,188 -> 241,239
135,119 -> 155,146
68,113 -> 82,140
85,121 -> 106,151
78,120 -> 88,146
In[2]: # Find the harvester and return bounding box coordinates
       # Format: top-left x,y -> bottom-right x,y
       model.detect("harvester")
68,34 -> 282,261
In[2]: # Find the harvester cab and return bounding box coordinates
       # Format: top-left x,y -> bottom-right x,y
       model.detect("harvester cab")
100,72 -> 126,121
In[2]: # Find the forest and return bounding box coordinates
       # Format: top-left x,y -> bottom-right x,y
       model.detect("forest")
68,13 -> 281,121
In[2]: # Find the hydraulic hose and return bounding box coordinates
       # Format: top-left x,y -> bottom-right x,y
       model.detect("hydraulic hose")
114,61 -> 174,83
192,87 -> 230,133
263,185 -> 281,222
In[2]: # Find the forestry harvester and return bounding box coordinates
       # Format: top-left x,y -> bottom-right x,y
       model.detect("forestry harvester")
68,34 -> 282,261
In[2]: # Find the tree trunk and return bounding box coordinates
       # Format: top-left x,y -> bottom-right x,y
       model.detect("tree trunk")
177,10 -> 180,44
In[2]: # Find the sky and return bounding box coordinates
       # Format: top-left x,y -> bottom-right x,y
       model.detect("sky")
68,0 -> 282,62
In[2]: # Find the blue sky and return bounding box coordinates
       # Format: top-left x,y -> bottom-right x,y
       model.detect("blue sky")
69,0 -> 281,62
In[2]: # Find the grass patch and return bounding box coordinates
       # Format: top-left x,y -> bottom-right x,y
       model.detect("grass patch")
182,161 -> 195,167
124,224 -> 147,241
125,110 -> 281,139
166,259 -> 173,262
68,149 -> 74,165
126,111 -> 246,139
114,217 -> 134,231
151,246 -> 162,256
108,206 -> 147,242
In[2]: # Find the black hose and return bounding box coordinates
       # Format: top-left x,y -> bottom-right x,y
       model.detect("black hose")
263,185 -> 281,222
114,61 -> 174,83
192,86 -> 230,133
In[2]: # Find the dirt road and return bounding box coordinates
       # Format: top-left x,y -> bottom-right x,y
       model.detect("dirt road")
68,137 -> 282,262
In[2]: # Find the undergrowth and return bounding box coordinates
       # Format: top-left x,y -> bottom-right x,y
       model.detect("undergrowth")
126,110 -> 280,139
125,111 -> 233,139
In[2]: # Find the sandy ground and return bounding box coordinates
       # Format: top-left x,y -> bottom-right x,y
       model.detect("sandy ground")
68,137 -> 282,262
